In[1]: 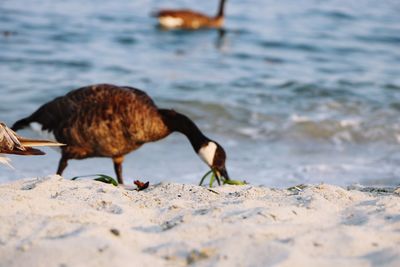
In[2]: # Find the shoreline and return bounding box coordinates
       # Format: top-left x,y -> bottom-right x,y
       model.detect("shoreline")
0,175 -> 399,266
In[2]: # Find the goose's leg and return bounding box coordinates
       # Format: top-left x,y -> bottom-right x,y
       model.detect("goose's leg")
57,155 -> 68,176
113,156 -> 124,185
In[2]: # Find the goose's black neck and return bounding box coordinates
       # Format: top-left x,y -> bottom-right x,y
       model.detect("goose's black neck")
216,0 -> 226,18
159,109 -> 210,152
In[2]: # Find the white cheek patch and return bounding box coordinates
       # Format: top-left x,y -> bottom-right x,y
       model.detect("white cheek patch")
159,16 -> 184,28
198,142 -> 217,166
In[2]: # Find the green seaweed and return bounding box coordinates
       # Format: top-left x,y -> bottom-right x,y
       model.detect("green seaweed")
199,169 -> 213,186
209,172 -> 216,187
71,174 -> 118,186
223,179 -> 247,185
199,169 -> 247,187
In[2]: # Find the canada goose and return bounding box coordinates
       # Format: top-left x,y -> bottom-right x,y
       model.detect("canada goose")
12,84 -> 230,185
154,0 -> 227,29
0,122 -> 63,167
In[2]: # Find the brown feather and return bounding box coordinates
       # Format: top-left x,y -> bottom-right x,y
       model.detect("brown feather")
13,84 -> 170,160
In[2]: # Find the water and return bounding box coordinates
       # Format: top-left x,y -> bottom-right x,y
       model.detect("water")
1,0 -> 400,187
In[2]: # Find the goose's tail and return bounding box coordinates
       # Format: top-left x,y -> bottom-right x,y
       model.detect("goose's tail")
11,117 -> 32,131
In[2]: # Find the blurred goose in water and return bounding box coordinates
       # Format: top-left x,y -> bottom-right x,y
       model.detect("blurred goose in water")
154,0 -> 227,29
0,122 -> 63,167
12,84 -> 230,184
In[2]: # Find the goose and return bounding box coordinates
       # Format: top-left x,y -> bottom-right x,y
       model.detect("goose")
154,0 -> 227,30
12,84 -> 230,185
0,122 -> 63,167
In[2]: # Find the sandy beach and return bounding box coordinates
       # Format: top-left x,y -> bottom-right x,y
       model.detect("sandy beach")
0,176 -> 399,267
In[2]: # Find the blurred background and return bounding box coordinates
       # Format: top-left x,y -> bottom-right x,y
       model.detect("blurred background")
1,0 -> 400,187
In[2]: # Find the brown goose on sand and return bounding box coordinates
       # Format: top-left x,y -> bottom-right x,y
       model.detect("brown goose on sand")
0,122 -> 63,167
12,84 -> 230,184
154,0 -> 227,29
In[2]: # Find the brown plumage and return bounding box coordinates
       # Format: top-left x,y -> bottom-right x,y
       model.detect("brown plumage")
154,0 -> 226,29
0,122 -> 63,166
12,84 -> 230,184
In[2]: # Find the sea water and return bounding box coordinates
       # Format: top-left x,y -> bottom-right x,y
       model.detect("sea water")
1,0 -> 400,187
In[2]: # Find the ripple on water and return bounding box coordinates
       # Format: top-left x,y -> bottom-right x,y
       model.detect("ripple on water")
114,36 -> 137,45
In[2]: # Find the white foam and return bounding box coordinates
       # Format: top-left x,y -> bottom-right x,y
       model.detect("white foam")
290,114 -> 310,123
237,127 -> 262,138
339,119 -> 360,128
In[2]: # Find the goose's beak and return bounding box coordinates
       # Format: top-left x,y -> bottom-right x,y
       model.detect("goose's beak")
215,166 -> 230,185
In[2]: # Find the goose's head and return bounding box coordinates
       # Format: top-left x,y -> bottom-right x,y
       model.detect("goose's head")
198,141 -> 230,181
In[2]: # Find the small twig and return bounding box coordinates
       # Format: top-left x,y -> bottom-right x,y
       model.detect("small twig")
207,188 -> 219,195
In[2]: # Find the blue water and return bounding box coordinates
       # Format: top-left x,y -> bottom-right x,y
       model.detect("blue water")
1,0 -> 400,187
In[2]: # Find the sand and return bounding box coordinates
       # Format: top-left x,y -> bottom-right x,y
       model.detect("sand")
0,175 -> 399,267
